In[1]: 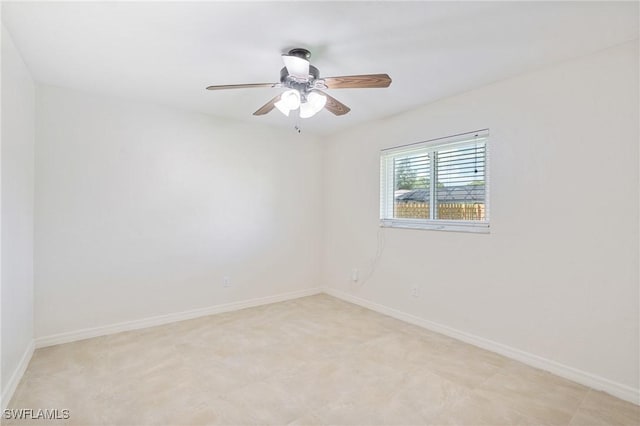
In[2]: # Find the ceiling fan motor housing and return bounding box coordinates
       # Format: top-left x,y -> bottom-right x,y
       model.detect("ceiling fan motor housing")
279,47 -> 321,93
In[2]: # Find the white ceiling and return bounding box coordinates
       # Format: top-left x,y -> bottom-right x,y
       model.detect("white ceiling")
2,1 -> 638,135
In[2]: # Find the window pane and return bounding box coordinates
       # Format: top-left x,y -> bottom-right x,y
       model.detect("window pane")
394,152 -> 430,219
436,143 -> 486,221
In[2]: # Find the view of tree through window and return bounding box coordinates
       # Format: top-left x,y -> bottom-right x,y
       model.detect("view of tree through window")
394,155 -> 430,190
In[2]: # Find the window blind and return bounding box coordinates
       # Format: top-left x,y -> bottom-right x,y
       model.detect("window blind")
380,129 -> 489,232
435,143 -> 486,220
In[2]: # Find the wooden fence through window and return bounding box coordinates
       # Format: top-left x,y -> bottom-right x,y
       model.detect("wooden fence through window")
395,202 -> 485,221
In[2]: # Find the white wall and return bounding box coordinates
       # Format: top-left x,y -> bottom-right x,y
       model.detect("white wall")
323,41 -> 639,395
1,25 -> 35,399
7,24 -> 638,405
34,85 -> 323,338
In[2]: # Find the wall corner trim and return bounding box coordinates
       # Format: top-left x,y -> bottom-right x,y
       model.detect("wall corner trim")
324,288 -> 640,406
1,340 -> 35,411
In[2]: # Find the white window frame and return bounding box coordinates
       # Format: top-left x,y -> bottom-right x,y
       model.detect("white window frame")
380,129 -> 490,233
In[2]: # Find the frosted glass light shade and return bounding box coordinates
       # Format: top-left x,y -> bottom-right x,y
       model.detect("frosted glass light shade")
274,99 -> 290,116
274,90 -> 301,116
300,92 -> 327,118
281,90 -> 301,110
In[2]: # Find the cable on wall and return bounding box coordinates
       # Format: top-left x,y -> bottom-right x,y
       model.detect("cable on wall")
355,226 -> 386,286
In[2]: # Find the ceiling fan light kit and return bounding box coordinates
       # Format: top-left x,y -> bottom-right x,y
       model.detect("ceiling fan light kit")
300,91 -> 327,118
274,89 -> 301,116
206,48 -> 392,120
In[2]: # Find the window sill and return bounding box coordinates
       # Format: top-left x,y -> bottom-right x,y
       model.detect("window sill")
380,219 -> 490,234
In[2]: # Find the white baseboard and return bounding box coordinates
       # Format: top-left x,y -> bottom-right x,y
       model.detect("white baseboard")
1,340 -> 35,410
27,285 -> 640,406
35,287 -> 322,348
325,288 -> 640,406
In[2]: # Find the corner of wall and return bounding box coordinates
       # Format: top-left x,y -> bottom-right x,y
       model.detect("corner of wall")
1,21 -> 37,405
0,340 -> 34,410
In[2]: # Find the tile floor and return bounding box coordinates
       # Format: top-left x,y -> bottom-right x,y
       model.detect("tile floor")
5,294 -> 640,425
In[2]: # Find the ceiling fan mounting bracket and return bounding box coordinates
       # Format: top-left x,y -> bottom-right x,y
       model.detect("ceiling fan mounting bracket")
287,48 -> 311,60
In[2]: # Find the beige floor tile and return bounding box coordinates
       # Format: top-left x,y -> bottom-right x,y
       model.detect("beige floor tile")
308,399 -> 429,426
281,358 -> 471,424
389,367 -> 474,421
6,371 -> 111,426
353,332 -> 452,372
25,337 -> 109,378
6,295 -> 637,426
476,361 -> 590,425
419,341 -> 508,388
153,405 -> 225,426
569,390 -> 640,426
433,392 -> 545,426
219,380 -> 311,425
11,362 -> 109,406
212,349 -> 298,384
205,396 -> 285,426
185,357 -> 252,398
150,402 -> 220,426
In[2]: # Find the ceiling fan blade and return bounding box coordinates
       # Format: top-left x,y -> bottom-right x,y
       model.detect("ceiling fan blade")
206,83 -> 276,91
318,91 -> 351,116
253,94 -> 282,116
282,55 -> 310,79
323,74 -> 392,89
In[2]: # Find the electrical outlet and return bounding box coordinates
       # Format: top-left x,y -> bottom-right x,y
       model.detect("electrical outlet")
223,276 -> 231,287
411,286 -> 419,298
351,268 -> 359,282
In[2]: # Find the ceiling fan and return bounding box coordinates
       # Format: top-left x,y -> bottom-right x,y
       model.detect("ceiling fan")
205,48 -> 392,119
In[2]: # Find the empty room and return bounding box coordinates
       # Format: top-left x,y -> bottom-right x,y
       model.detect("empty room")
1,1 -> 639,425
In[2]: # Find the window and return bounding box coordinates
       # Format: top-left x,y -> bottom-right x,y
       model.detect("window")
380,130 -> 489,233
